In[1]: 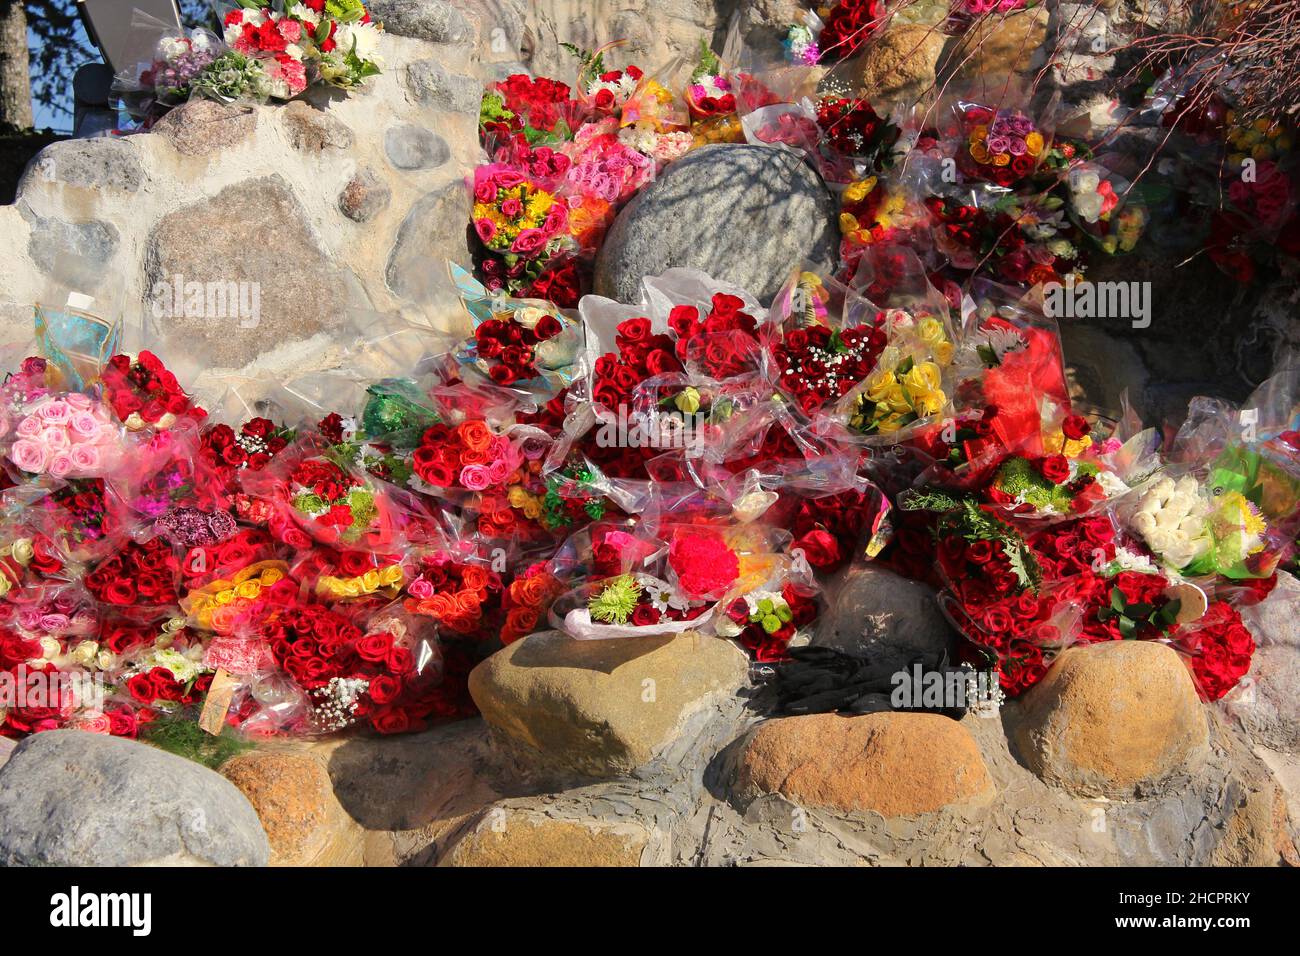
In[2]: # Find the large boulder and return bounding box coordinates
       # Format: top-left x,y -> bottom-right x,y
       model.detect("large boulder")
0,730 -> 269,866
440,803 -> 660,866
812,563 -> 955,670
143,175 -> 353,369
1011,641 -> 1210,797
220,750 -> 363,866
733,712 -> 995,817
150,99 -> 258,157
468,630 -> 748,779
939,6 -> 1051,84
852,24 -> 946,107
594,144 -> 838,305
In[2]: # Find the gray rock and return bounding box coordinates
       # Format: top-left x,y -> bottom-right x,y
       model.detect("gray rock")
24,210 -> 119,287
384,123 -> 451,170
594,145 -> 838,304
281,100 -> 354,151
1227,573 -> 1300,752
144,175 -> 351,368
339,165 -> 392,223
367,0 -> 470,43
151,99 -> 258,156
18,137 -> 143,196
0,730 -> 269,866
405,60 -> 483,114
811,563 -> 956,672
385,182 -> 471,300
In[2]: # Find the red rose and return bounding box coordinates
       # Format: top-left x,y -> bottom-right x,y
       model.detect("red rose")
793,529 -> 842,570
1062,415 -> 1091,441
1039,454 -> 1071,485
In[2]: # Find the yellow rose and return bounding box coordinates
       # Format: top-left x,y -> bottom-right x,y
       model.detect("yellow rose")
214,588 -> 236,606
522,500 -> 542,520
362,570 -> 382,591
933,341 -> 954,365
1025,131 -> 1044,156
0,576 -> 9,599
865,368 -> 896,403
917,318 -> 947,348
969,142 -> 990,164
992,152 -> 1011,167
235,579 -> 263,600
971,125 -> 988,142
903,362 -> 941,394
839,212 -> 860,235
9,538 -> 33,566
843,176 -> 877,204
261,567 -> 284,586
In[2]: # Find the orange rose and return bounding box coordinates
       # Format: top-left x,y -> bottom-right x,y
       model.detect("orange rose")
457,420 -> 493,454
462,565 -> 489,593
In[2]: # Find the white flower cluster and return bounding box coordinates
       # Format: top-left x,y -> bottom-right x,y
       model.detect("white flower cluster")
1127,474 -> 1212,569
1068,166 -> 1105,223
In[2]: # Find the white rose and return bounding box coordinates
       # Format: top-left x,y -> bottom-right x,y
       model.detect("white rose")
1133,512 -> 1157,536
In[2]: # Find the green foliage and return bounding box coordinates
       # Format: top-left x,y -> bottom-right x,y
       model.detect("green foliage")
1096,587 -> 1181,639
589,574 -> 642,625
140,712 -> 253,770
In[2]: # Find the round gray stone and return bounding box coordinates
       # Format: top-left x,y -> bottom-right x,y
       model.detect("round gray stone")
0,730 -> 269,866
384,124 -> 451,170
594,144 -> 838,304
366,0 -> 470,42
405,60 -> 483,114
811,563 -> 957,672
18,137 -> 143,196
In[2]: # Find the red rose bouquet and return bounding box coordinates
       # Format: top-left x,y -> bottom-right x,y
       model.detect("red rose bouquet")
101,351 -> 204,432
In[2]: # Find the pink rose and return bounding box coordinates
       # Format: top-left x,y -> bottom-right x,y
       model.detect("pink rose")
41,426 -> 70,451
15,415 -> 43,438
474,217 -> 498,244
37,400 -> 71,424
47,453 -> 74,479
487,459 -> 511,483
510,228 -> 548,256
65,393 -> 92,411
70,445 -> 101,472
500,197 -> 523,218
9,439 -> 48,473
69,413 -> 101,438
407,578 -> 434,599
459,464 -> 492,491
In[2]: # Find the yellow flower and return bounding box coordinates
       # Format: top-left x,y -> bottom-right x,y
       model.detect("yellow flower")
917,318 -> 947,348
992,152 -> 1011,167
261,567 -> 284,586
508,486 -> 530,508
674,387 -> 702,415
522,500 -> 542,520
971,125 -> 988,142
214,588 -> 236,606
843,177 -> 877,204
235,579 -> 263,600
9,538 -> 33,566
969,142 -> 990,164
903,361 -> 942,394
865,367 -> 896,402
933,341 -> 954,365
0,576 -> 9,599
1025,131 -> 1044,156
839,212 -> 860,236
380,565 -> 404,587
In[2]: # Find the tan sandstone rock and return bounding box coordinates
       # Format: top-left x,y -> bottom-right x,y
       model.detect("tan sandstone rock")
220,750 -> 363,866
853,25 -> 946,106
734,712 -> 995,817
1012,641 -> 1210,797
939,7 -> 1051,85
467,630 -> 748,778
440,806 -> 659,867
